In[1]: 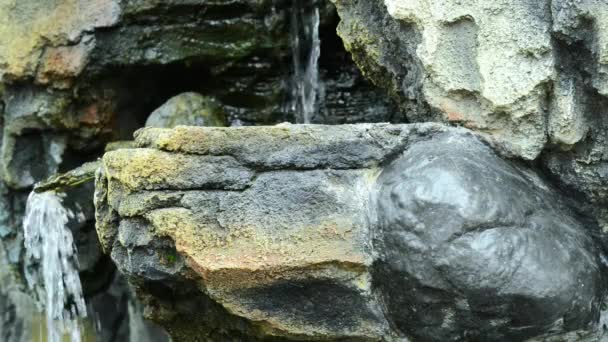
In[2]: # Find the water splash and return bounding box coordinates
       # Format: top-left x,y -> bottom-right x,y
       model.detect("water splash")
291,1 -> 321,124
23,191 -> 87,342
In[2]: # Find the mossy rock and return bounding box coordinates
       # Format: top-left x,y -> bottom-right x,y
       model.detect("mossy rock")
145,92 -> 228,129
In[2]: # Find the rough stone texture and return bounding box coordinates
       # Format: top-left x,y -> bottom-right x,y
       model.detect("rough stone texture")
34,160 -> 100,194
0,0 -> 396,188
95,123 -> 607,341
0,182 -> 36,342
329,0 -> 608,160
0,0 -> 292,191
330,0 -> 608,245
145,92 -> 227,128
0,2 -> 396,340
96,124 -> 396,341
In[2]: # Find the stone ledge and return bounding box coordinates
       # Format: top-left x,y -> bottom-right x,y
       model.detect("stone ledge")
95,123 -> 605,341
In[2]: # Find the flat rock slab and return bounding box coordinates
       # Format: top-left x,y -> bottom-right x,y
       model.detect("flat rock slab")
95,123 -> 606,341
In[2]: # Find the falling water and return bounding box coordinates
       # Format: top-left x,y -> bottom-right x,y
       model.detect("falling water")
23,191 -> 87,342
291,1 -> 321,124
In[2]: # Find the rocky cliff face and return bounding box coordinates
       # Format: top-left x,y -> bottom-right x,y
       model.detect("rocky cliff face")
0,1 -> 395,340
2,0 -> 608,341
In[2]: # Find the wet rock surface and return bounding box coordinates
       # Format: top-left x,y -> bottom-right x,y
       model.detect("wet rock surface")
2,0 -> 608,341
145,92 -> 227,129
0,1 -> 394,340
95,123 -> 607,341
376,133 -> 605,341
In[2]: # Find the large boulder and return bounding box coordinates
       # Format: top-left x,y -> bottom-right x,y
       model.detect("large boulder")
375,133 -> 604,341
95,123 -> 606,341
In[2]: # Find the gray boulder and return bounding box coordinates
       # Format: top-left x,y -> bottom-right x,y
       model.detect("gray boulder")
376,133 -> 604,341
145,93 -> 227,129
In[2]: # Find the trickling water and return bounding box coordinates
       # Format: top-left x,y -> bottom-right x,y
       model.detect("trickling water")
291,1 -> 321,124
23,191 -> 87,342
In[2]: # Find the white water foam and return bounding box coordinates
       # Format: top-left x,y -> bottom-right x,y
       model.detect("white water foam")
23,191 -> 87,342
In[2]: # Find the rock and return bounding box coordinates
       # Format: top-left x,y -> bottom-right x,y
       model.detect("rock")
0,0 -> 396,191
105,141 -> 137,152
97,125 -> 397,340
145,93 -> 227,128
329,0 -> 608,159
34,160 -> 101,194
0,0 -> 292,191
0,182 -> 34,342
375,133 -> 604,341
95,123 -> 606,341
0,237 -> 37,342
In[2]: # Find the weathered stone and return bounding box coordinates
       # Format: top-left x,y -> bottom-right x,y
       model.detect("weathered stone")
103,149 -> 254,191
330,0 -> 608,160
95,123 -> 606,341
0,1 -> 399,340
97,146 -> 390,338
0,180 -> 40,342
134,123 -> 419,169
145,93 -> 227,129
34,160 -> 100,194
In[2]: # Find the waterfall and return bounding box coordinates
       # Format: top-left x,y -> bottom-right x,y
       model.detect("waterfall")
291,1 -> 321,124
23,191 -> 87,342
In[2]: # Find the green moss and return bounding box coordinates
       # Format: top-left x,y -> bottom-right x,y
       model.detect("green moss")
34,160 -> 100,193
165,252 -> 177,266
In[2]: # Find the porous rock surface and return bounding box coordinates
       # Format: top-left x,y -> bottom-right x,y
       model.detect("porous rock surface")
145,92 -> 227,129
95,123 -> 606,341
331,0 -> 608,159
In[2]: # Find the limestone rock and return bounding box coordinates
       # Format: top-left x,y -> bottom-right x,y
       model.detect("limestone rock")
0,0 -> 292,190
0,0 -> 395,191
95,123 -> 606,341
330,0 -> 608,160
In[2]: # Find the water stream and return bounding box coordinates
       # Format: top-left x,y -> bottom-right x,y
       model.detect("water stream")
290,1 -> 321,124
23,191 -> 87,342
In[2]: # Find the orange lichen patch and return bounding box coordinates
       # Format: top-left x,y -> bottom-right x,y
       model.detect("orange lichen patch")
446,110 -> 464,122
464,121 -> 483,129
36,40 -> 93,86
440,100 -> 466,122
79,103 -> 113,126
144,207 -> 371,288
0,0 -> 119,81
